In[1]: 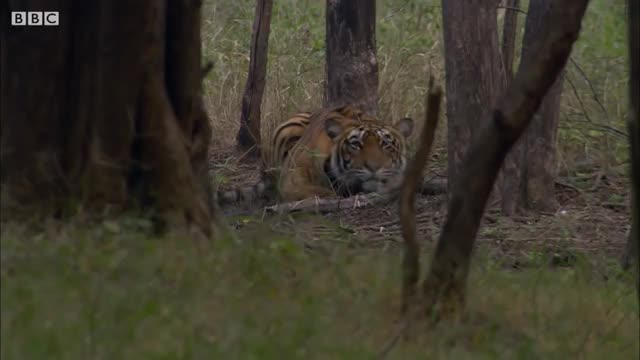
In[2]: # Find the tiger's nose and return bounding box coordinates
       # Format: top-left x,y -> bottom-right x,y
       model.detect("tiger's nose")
364,161 -> 382,173
365,158 -> 391,172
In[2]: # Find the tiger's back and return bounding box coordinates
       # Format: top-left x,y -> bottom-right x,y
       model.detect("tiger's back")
215,111 -> 312,206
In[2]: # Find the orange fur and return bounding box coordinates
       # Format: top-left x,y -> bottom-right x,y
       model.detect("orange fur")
278,105 -> 414,201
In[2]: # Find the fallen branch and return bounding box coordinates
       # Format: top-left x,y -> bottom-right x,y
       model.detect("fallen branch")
263,178 -> 446,215
264,192 -> 395,214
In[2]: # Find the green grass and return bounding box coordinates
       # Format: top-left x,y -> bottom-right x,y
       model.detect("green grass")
1,219 -> 637,359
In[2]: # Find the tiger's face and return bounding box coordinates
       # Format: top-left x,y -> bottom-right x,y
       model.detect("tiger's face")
324,117 -> 414,196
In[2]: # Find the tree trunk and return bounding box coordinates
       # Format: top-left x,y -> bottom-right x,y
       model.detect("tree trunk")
520,0 -> 566,212
422,0 -> 590,319
500,0 -> 520,83
622,0 -> 639,299
236,0 -> 273,159
441,0 -> 503,193
325,0 -> 378,115
498,0 -> 525,216
0,0 -> 214,237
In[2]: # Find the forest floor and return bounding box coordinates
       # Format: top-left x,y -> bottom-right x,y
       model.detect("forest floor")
212,147 -> 631,272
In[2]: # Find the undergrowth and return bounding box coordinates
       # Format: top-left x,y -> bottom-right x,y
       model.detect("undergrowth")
1,219 -> 637,359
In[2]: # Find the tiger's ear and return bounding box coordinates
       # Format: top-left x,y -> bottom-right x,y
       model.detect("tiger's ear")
324,118 -> 343,140
394,117 -> 414,138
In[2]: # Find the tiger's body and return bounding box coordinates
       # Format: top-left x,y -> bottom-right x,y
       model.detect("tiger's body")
216,105 -> 414,205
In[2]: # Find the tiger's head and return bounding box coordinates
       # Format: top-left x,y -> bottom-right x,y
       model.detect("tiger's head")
324,116 -> 414,196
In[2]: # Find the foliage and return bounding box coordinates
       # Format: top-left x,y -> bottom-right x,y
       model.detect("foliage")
1,219 -> 637,359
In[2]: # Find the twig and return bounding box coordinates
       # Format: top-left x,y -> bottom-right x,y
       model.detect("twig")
376,317 -> 413,360
565,74 -> 627,138
554,179 -> 582,193
569,57 -> 609,117
497,5 -> 527,16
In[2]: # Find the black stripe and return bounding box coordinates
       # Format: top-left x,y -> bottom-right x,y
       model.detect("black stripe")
273,122 -> 307,141
279,136 -> 301,161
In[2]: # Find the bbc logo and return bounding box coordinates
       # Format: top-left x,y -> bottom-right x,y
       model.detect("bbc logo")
11,12 -> 59,26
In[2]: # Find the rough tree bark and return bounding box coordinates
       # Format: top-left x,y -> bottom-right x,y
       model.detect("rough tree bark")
325,0 -> 378,115
236,0 -> 273,158
422,0 -> 590,318
498,0 -> 525,215
622,0 -> 639,298
441,0 -> 503,193
0,0 -> 214,237
500,0 -> 520,83
520,0 -> 567,211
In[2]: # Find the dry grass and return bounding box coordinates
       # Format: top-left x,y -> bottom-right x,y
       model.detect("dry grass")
203,0 -> 629,174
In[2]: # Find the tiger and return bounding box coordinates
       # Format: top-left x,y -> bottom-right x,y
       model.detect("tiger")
216,105 -> 414,206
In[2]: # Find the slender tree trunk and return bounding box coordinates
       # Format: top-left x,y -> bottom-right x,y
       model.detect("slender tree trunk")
622,0 -> 639,299
501,0 -> 520,83
236,0 -> 273,158
441,0 -> 503,193
325,0 -> 378,115
0,0 -> 214,237
400,79 -> 442,312
422,0 -> 590,318
520,0 -> 566,211
498,0 -> 525,216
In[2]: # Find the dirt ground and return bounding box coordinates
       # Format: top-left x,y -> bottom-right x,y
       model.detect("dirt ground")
210,147 -> 631,271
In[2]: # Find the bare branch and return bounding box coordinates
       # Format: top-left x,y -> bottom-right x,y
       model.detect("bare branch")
399,77 -> 443,312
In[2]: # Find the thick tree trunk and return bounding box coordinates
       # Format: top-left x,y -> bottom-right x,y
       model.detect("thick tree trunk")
325,0 -> 378,115
622,0 -> 639,299
236,0 -> 273,158
520,0 -> 566,211
441,0 -> 503,193
1,0 -> 214,237
422,0 -> 590,318
498,0 -> 526,216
